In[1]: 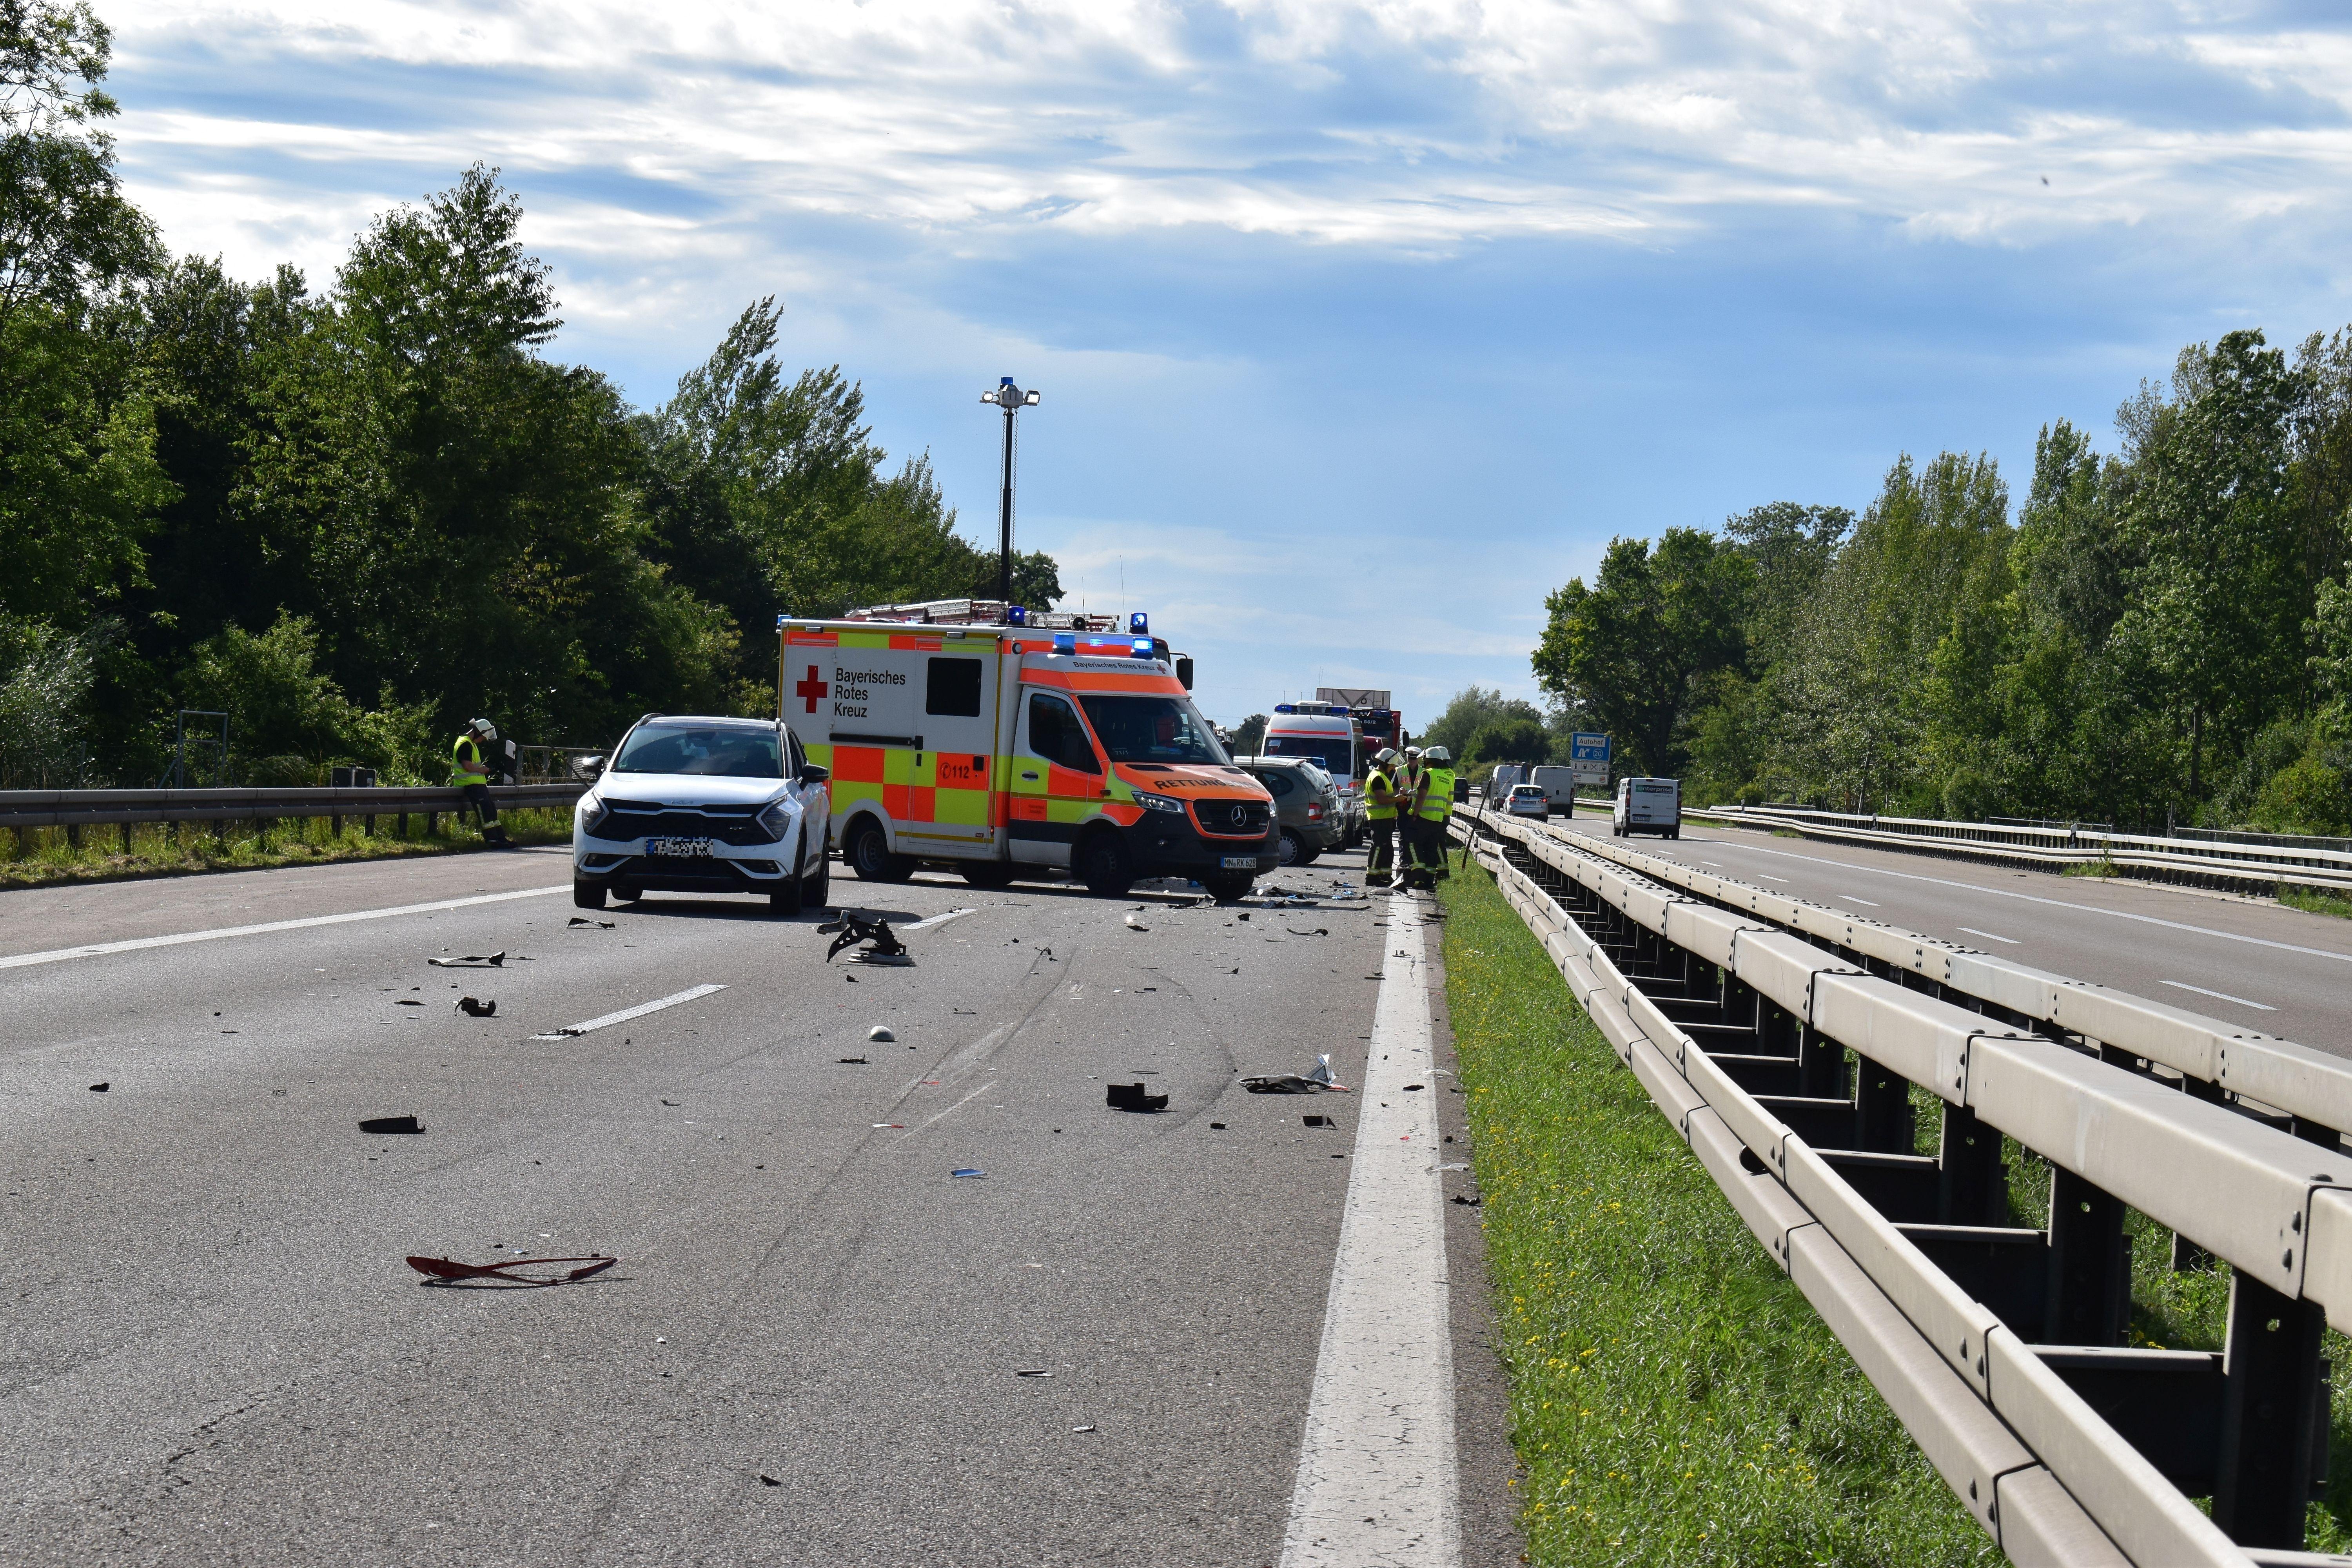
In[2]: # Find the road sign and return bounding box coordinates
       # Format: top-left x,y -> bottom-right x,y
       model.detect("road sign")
1570,731 -> 1610,786
1317,687 -> 1391,710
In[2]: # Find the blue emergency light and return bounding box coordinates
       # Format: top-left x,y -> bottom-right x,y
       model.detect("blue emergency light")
1129,612 -> 1149,635
1274,703 -> 1297,713
1052,632 -> 1076,654
1130,637 -> 1154,657
1006,605 -> 1026,625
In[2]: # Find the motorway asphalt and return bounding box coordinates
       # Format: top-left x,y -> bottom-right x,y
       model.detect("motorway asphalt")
1550,809 -> 2352,1057
0,846 -> 1519,1566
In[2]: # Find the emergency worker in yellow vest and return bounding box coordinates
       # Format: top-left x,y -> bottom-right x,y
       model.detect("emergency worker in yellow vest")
452,718 -> 513,848
1393,746 -> 1428,889
1362,748 -> 1403,886
1408,745 -> 1457,887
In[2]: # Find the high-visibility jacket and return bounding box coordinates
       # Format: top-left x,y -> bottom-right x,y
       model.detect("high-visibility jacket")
1364,768 -> 1397,819
452,733 -> 490,786
1416,768 -> 1456,820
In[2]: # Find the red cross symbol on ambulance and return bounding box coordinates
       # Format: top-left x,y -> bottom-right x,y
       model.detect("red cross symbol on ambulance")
796,665 -> 828,714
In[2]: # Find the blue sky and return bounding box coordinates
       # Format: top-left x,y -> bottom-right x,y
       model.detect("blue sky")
107,0 -> 2352,729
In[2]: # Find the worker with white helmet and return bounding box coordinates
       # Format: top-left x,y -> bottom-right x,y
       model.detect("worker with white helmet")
452,717 -> 513,848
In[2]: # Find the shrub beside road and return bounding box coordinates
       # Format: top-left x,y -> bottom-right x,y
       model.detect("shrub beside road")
0,809 -> 573,890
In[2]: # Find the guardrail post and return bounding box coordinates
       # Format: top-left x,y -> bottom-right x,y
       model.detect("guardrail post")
331,812 -> 343,839
2212,1271 -> 2328,1547
426,811 -> 439,837
397,812 -> 408,838
11,825 -> 24,858
2045,1168 -> 2131,1345
1937,1103 -> 2007,1226
1798,1025 -> 1845,1098
1853,1058 -> 1914,1153
119,822 -> 131,855
66,822 -> 81,851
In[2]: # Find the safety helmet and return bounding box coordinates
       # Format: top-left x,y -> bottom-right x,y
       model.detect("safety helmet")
1376,748 -> 1400,765
470,718 -> 498,741
1404,745 -> 1422,756
1422,746 -> 1452,763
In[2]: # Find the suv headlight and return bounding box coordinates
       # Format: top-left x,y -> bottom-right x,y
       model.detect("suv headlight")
758,798 -> 796,838
579,797 -> 613,838
1133,791 -> 1185,814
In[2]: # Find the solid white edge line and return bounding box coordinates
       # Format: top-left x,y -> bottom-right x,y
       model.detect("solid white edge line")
1671,829 -> 2352,964
2161,980 -> 2277,1011
536,984 -> 726,1038
1279,894 -> 1460,1568
0,884 -> 572,971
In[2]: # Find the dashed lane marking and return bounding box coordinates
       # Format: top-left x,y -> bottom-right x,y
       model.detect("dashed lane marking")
2162,980 -> 2276,1012
534,984 -> 727,1038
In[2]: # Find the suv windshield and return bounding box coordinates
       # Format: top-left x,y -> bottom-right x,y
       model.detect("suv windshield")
1076,695 -> 1230,766
612,723 -> 783,778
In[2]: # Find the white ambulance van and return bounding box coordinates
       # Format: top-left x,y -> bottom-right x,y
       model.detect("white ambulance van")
1613,776 -> 1681,838
780,603 -> 1277,900
1263,701 -> 1365,843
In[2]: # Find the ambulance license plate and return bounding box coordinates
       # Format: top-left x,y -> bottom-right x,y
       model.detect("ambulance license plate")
647,837 -> 713,858
1220,855 -> 1256,869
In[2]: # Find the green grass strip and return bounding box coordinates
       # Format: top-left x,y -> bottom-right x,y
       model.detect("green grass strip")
1437,862 -> 1996,1566
0,808 -> 574,890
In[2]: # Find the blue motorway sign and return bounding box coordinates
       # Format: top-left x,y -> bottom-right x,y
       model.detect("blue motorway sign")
1570,732 -> 1611,764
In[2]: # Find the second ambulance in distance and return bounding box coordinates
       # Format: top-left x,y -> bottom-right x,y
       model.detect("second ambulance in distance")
781,603 -> 1276,900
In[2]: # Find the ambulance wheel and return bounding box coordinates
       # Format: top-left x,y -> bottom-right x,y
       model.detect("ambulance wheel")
1078,833 -> 1134,898
573,878 -> 606,909
847,818 -> 914,883
1277,828 -> 1307,866
961,863 -> 1017,889
1203,873 -> 1255,904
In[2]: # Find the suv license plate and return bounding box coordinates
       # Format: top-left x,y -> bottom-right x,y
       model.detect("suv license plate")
647,837 -> 713,858
1220,855 -> 1256,869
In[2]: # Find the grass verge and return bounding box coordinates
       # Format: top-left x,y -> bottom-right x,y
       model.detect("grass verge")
1437,864 -> 1995,1565
2280,884 -> 2352,920
0,809 -> 573,891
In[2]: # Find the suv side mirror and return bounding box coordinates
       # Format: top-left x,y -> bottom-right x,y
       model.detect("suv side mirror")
799,763 -> 830,785
575,755 -> 605,781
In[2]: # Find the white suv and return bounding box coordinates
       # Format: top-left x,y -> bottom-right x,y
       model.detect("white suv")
572,716 -> 832,914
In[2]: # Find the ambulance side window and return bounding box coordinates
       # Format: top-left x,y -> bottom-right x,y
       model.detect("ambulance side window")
1027,693 -> 1101,775
926,657 -> 983,717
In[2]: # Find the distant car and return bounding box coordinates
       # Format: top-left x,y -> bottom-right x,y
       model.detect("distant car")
1506,783 -> 1549,819
1613,775 -> 1681,839
1528,764 -> 1580,815
1237,756 -> 1345,867
571,715 -> 832,913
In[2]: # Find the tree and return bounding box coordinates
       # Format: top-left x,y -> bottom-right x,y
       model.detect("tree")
1466,715 -> 1550,766
1230,713 -> 1268,754
1532,528 -> 1751,777
1418,686 -> 1544,759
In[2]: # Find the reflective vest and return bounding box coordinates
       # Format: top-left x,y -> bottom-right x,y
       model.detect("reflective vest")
1417,768 -> 1455,821
1364,768 -> 1397,819
452,734 -> 490,786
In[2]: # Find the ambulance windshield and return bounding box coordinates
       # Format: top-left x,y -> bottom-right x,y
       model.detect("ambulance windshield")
1076,695 -> 1229,766
612,723 -> 784,778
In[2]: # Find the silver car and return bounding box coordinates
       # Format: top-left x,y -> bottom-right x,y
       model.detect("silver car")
572,715 -> 833,914
1237,756 -> 1345,867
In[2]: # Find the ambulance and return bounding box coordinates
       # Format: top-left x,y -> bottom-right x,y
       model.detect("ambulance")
779,602 -> 1277,900
1261,701 -> 1367,844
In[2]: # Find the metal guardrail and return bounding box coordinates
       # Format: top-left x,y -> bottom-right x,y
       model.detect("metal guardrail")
1690,804 -> 2352,895
0,785 -> 584,846
1452,804 -> 2352,1565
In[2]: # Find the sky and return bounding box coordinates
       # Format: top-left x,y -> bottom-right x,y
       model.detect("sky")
103,0 -> 2352,729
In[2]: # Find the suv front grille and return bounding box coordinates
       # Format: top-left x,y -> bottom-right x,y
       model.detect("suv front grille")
595,800 -> 777,846
1192,799 -> 1271,839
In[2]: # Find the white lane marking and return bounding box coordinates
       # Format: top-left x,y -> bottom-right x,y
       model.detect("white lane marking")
2162,980 -> 2276,1012
1836,895 -> 1880,906
1956,926 -> 2020,945
1665,835 -> 2352,966
0,884 -> 571,972
536,984 -> 726,1038
1758,875 -> 1789,884
1699,860 -> 1723,868
902,907 -> 974,933
1281,894 -> 1458,1568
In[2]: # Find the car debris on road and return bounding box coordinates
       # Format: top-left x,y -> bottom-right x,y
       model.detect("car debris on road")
1240,1054 -> 1349,1094
455,996 -> 496,1017
820,913 -> 910,965
359,1115 -> 423,1134
406,1253 -> 617,1287
1105,1082 -> 1168,1112
429,952 -> 508,968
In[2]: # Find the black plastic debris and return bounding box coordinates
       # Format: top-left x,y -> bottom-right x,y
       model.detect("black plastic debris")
838,1056 -> 868,1065
407,1252 -> 615,1287
1209,1122 -> 1226,1129
455,996 -> 496,1018
1016,1369 -> 1053,1378
396,999 -> 424,1007
89,1082 -> 109,1093
760,1475 -> 782,1487
820,913 -> 910,965
428,952 -> 506,968
359,1115 -> 423,1134
567,916 -> 617,929
1284,928 -> 1330,937
1303,1114 -> 1331,1127
1106,1082 -> 1167,1113
1402,1083 -> 1425,1091
1452,1194 -> 1483,1207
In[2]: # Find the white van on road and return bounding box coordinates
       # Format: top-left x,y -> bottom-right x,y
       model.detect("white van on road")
1527,765 -> 1581,816
1613,776 -> 1681,838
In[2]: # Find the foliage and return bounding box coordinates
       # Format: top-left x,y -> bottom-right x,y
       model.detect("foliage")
0,610 -> 103,784
1466,715 -> 1551,766
1229,712 -> 1268,754
1420,685 -> 1545,759
1535,329 -> 2352,830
